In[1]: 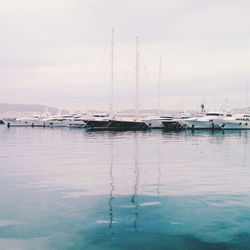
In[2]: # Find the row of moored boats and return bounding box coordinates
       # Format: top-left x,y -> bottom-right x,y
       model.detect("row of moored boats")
2,110 -> 250,130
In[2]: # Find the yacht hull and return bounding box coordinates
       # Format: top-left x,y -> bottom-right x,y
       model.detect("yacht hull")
143,119 -> 165,129
87,120 -> 148,131
84,120 -> 111,128
109,120 -> 148,130
183,120 -> 220,130
218,121 -> 250,130
6,120 -> 47,127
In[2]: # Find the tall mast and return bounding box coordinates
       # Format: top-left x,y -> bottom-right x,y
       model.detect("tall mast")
110,28 -> 114,117
245,80 -> 248,108
135,37 -> 139,119
158,58 -> 162,117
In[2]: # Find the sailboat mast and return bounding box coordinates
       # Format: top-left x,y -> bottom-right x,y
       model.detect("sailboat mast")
110,28 -> 114,118
135,37 -> 139,119
245,80 -> 248,108
158,58 -> 162,117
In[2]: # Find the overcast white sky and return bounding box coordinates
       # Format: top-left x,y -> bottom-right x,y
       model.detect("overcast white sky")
1,0 -> 250,111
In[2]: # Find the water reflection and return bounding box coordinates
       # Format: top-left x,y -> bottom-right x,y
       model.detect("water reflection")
1,128 -> 250,249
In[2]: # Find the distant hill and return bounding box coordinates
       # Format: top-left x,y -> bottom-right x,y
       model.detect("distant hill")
231,107 -> 250,113
116,109 -> 195,116
0,103 -> 69,118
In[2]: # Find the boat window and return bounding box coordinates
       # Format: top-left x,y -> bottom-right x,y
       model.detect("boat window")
206,113 -> 220,116
227,114 -> 232,117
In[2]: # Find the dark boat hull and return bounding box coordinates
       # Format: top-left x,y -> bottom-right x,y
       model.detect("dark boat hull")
109,120 -> 148,130
84,120 -> 111,128
87,120 -> 149,131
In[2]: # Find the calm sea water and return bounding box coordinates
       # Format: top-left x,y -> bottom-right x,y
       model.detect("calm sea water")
1,126 -> 250,249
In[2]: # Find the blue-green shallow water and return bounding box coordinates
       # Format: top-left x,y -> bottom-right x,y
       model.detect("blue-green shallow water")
1,127 -> 250,249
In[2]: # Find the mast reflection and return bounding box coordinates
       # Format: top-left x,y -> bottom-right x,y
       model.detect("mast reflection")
109,136 -> 114,235
157,144 -> 161,197
131,133 -> 140,232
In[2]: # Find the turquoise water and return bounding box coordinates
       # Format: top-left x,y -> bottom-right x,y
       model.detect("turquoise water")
0,127 -> 250,249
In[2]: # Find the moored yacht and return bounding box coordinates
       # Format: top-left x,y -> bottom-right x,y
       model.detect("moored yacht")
5,115 -> 46,127
217,114 -> 250,130
42,114 -> 79,127
182,111 -> 232,129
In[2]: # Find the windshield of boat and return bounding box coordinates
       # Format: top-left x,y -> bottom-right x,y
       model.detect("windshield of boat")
206,113 -> 221,116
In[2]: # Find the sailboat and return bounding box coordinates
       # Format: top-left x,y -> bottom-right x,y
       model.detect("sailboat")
88,36 -> 148,131
143,58 -> 174,128
84,29 -> 115,129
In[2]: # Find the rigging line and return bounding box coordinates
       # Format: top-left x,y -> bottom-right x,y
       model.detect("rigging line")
94,44 -> 109,89
138,41 -> 150,86
91,45 -> 110,111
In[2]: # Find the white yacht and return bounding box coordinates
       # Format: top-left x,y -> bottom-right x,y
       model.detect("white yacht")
67,115 -> 87,128
182,111 -> 232,129
5,115 -> 47,127
41,114 -> 80,127
217,114 -> 250,130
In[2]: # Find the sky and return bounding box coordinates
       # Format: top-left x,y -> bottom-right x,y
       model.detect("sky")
1,0 -> 250,112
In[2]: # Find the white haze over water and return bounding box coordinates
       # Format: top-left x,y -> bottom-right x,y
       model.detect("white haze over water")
1,0 -> 250,111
